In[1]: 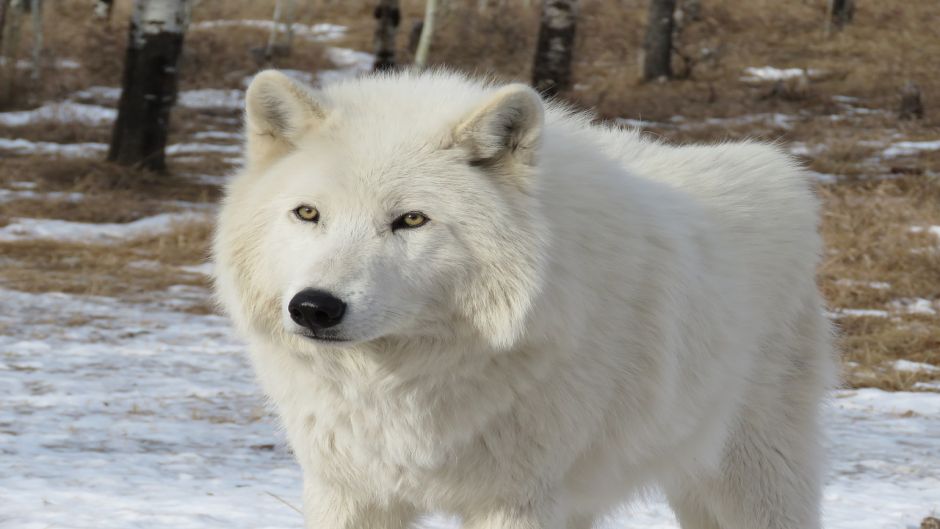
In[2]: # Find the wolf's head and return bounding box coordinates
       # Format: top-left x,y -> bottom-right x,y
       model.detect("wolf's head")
212,71 -> 549,354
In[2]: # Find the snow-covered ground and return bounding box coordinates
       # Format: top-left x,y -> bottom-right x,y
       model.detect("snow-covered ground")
1,285 -> 938,529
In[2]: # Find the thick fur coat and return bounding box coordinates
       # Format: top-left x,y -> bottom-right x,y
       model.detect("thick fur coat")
212,69 -> 836,529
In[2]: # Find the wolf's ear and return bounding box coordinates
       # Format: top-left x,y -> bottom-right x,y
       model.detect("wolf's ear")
454,84 -> 544,167
244,70 -> 326,165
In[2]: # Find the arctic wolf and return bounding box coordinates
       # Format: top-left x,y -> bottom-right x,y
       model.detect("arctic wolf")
213,69 -> 836,529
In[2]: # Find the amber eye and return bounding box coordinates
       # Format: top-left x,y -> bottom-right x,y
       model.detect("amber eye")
392,211 -> 429,231
293,205 -> 320,222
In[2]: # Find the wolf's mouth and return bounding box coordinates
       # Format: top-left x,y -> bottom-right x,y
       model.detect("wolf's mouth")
298,331 -> 351,343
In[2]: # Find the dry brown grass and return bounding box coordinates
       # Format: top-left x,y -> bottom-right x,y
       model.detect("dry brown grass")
0,0 -> 938,390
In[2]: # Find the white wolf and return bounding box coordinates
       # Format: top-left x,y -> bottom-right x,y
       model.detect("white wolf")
213,69 -> 836,529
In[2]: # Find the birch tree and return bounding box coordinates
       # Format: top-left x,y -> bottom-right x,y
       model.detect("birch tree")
372,0 -> 399,70
413,0 -> 437,69
641,0 -> 677,82
28,0 -> 39,81
531,0 -> 579,97
108,0 -> 191,171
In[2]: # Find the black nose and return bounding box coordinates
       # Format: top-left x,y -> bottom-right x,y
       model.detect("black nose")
288,289 -> 347,330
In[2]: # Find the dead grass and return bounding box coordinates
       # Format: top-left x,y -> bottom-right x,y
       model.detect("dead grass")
0,220 -> 214,313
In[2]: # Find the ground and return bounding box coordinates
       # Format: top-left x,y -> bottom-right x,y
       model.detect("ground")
0,1 -> 938,527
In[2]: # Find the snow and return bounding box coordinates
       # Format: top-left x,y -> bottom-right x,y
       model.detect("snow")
178,89 -> 245,110
890,298 -> 937,316
0,138 -> 107,157
883,140 -> 940,158
835,279 -> 892,290
70,85 -> 122,103
0,101 -> 116,127
909,225 -> 940,240
828,308 -> 890,318
318,47 -> 374,85
190,20 -> 346,42
167,143 -> 243,155
193,130 -> 243,141
0,188 -> 85,203
893,360 -> 940,374
741,66 -> 822,82
0,212 -> 209,243
1,284 -> 938,528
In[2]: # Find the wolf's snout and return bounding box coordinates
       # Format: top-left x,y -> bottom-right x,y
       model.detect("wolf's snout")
288,289 -> 347,330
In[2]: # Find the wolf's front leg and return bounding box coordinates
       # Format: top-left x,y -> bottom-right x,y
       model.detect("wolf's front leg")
463,502 -> 565,529
302,480 -> 415,529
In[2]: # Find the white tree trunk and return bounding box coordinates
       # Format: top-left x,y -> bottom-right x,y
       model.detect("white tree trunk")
29,0 -> 39,81
265,0 -> 282,59
413,0 -> 437,69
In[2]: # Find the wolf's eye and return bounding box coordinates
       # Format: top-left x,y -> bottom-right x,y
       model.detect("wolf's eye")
293,205 -> 320,222
392,211 -> 430,231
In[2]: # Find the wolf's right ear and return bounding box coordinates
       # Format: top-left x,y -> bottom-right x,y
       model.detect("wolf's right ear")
454,84 -> 544,168
244,70 -> 326,166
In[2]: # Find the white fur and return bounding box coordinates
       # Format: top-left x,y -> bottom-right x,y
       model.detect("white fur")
212,69 -> 837,529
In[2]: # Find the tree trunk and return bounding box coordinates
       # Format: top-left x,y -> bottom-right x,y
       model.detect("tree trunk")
282,0 -> 296,53
265,0 -> 282,59
531,0 -> 579,97
0,0 -> 22,106
899,82 -> 924,120
642,0 -> 676,82
0,0 -> 8,52
108,0 -> 190,172
29,0 -> 39,82
372,0 -> 399,70
827,0 -> 854,34
413,0 -> 437,69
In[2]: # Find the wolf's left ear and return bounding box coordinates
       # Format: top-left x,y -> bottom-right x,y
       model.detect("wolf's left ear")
454,84 -> 544,167
244,70 -> 326,166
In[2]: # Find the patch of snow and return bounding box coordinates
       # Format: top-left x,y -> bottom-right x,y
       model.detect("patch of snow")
180,262 -> 215,276
193,130 -> 243,141
883,140 -> 940,158
0,138 -> 107,157
0,188 -> 85,203
0,101 -> 116,126
70,85 -> 122,103
908,225 -> 940,239
178,89 -> 245,110
808,171 -> 838,183
167,143 -> 242,155
890,298 -> 937,316
281,69 -> 316,85
317,47 -> 374,85
832,95 -> 860,104
0,212 -> 209,243
0,57 -> 80,69
892,360 -> 940,374
741,66 -> 822,82
835,279 -> 891,290
190,20 -> 346,42
828,308 -> 890,318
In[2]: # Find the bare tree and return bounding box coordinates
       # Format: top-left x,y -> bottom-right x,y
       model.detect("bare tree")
413,0 -> 437,69
641,0 -> 677,82
531,0 -> 578,97
108,0 -> 191,171
373,0 -> 399,70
